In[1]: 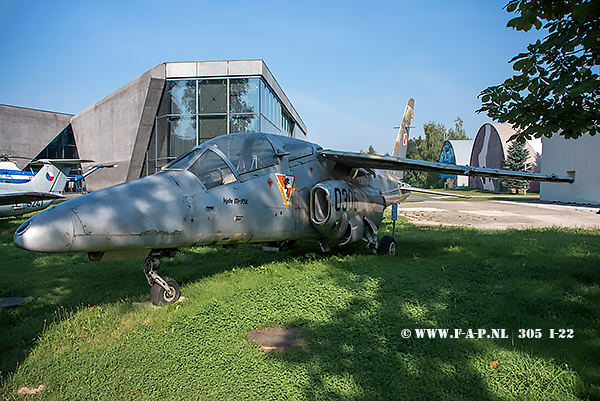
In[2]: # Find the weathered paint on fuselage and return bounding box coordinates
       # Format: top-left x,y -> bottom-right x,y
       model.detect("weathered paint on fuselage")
13,134 -> 409,259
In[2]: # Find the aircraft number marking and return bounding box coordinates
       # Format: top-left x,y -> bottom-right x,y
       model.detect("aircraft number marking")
334,188 -> 357,212
223,197 -> 248,205
12,200 -> 44,210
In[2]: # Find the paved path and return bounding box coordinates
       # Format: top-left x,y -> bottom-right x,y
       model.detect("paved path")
398,196 -> 600,230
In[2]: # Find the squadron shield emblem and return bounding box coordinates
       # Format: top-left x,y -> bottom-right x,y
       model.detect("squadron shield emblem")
275,174 -> 295,206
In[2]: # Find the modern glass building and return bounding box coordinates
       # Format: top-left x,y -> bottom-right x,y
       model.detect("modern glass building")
7,61 -> 591,203
147,68 -> 304,174
0,60 -> 307,191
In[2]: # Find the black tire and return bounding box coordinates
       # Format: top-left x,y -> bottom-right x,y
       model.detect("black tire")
150,277 -> 180,305
378,235 -> 396,256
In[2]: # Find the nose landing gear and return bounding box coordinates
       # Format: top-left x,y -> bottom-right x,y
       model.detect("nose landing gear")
149,275 -> 180,305
143,250 -> 181,305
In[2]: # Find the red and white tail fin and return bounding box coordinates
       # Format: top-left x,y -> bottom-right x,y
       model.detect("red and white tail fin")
391,98 -> 414,180
392,98 -> 414,159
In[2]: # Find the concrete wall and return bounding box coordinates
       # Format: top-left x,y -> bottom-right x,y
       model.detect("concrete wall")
0,105 -> 73,168
71,65 -> 166,191
540,134 -> 599,205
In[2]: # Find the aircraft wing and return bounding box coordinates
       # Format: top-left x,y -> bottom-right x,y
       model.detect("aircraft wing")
0,192 -> 64,206
30,159 -> 94,165
318,150 -> 575,184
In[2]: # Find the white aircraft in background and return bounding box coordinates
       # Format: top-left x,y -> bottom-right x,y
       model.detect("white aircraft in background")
0,159 -> 94,217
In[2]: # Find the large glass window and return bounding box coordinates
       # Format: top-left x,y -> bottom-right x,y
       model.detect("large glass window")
34,124 -> 79,160
260,79 -> 286,135
230,114 -> 259,134
199,116 -> 227,141
199,79 -> 227,113
230,78 -> 259,113
160,80 -> 196,116
31,124 -> 82,175
281,108 -> 295,137
260,116 -> 277,135
147,76 -> 303,176
188,149 -> 237,190
168,116 -> 196,156
151,117 -> 170,166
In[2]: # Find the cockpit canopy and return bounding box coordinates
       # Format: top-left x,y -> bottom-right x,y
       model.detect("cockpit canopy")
163,133 -> 316,190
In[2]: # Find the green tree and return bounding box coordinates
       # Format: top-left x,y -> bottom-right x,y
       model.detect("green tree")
404,137 -> 428,188
404,118 -> 469,188
448,116 -> 469,140
502,140 -> 531,193
359,145 -> 378,154
478,0 -> 600,141
360,145 -> 390,156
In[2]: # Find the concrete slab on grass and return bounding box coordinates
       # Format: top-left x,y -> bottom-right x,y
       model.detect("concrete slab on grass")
247,327 -> 303,352
398,199 -> 599,230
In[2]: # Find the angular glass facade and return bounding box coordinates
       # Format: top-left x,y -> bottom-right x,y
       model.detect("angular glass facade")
145,76 -> 303,174
30,124 -> 83,175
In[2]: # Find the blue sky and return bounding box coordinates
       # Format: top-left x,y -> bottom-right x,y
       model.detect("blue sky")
0,0 -> 545,153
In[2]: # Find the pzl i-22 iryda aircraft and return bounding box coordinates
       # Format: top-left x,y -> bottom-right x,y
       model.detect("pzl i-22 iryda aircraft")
14,99 -> 574,305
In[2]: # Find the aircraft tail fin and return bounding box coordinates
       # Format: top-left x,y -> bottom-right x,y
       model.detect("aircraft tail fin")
391,98 -> 415,179
21,159 -> 92,194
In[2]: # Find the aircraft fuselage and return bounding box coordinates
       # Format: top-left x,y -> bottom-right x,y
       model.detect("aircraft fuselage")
14,134 -> 408,261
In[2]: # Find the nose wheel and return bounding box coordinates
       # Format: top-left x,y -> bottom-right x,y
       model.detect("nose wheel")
144,256 -> 181,305
150,276 -> 180,305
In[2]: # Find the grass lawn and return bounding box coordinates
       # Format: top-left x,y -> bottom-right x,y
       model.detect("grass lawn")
1,212 -> 599,400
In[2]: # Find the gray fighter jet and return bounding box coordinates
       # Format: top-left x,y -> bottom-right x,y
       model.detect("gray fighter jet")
13,101 -> 574,305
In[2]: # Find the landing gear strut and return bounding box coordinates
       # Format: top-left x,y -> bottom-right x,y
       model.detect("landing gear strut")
143,251 -> 181,305
362,218 -> 379,254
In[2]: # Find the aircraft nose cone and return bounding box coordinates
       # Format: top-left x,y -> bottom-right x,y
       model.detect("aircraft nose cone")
13,206 -> 75,252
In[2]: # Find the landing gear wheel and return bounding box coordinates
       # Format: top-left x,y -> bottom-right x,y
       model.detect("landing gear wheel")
150,277 -> 180,305
261,240 -> 296,252
378,235 -> 396,256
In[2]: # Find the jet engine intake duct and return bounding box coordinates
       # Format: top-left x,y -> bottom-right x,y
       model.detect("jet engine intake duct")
310,180 -> 385,244
311,186 -> 331,225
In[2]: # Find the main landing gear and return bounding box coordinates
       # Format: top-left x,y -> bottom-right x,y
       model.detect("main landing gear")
143,251 -> 181,305
377,235 -> 396,256
362,219 -> 396,256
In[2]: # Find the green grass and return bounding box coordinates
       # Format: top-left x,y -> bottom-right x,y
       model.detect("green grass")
1,215 -> 599,400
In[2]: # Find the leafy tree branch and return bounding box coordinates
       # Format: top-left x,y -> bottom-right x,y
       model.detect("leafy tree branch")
478,0 -> 600,141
